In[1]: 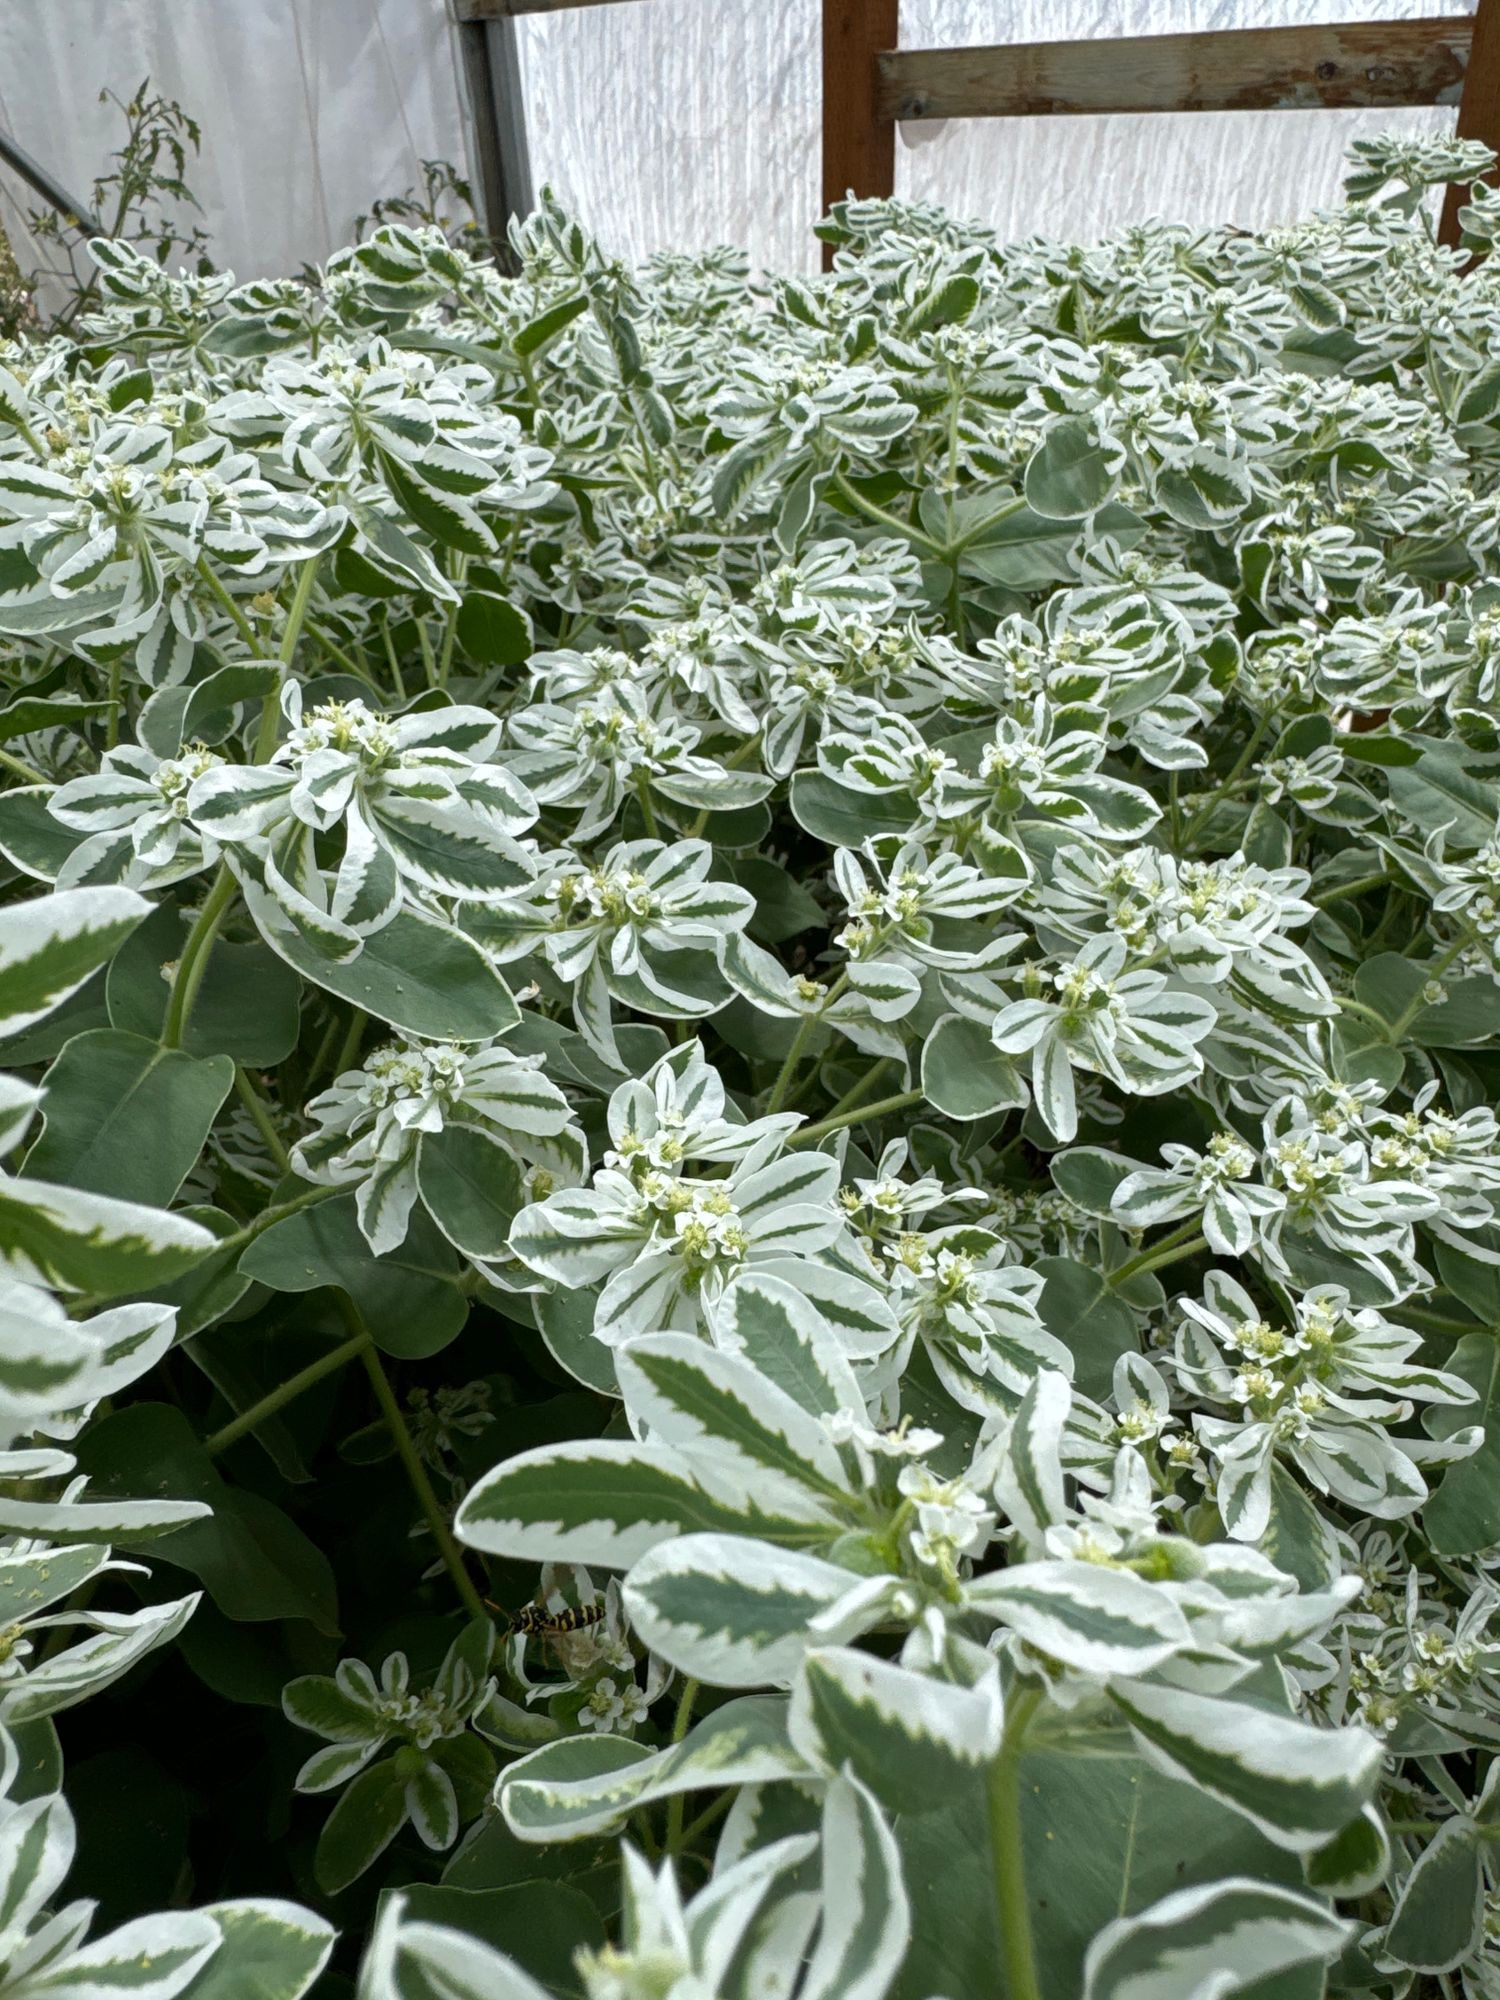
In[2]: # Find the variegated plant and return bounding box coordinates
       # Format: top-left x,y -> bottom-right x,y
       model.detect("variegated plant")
0,130 -> 1499,1999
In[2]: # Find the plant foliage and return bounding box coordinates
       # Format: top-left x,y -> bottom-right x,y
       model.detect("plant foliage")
0,133 -> 1498,1997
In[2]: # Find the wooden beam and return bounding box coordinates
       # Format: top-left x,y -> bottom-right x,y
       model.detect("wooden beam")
1441,0 -> 1500,245
877,17 -> 1472,123
823,0 -> 899,261
455,0 -> 646,20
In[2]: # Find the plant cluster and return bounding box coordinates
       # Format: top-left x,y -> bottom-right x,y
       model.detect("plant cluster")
0,134 -> 1498,1997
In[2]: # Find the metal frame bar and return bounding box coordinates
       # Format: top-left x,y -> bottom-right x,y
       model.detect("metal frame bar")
454,9 -> 533,267
0,127 -> 101,237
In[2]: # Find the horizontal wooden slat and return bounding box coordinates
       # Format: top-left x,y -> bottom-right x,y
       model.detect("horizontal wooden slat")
455,0 -> 647,20
877,17 -> 1475,122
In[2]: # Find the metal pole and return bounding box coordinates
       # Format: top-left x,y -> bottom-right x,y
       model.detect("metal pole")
0,128 -> 102,237
455,13 -> 533,270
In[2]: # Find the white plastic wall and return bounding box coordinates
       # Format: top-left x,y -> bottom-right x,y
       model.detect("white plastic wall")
0,0 -> 468,312
0,0 -> 1476,302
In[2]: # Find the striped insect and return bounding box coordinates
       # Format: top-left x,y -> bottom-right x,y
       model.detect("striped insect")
489,1598 -> 607,1640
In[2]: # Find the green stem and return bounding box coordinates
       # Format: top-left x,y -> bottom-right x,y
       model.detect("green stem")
214,1180 -> 344,1260
664,1676 -> 700,1852
161,865 -> 237,1049
1311,869 -> 1391,909
350,1310 -> 487,1621
333,1008 -> 367,1079
105,659 -> 122,751
1111,1227 -> 1208,1289
0,746 -> 45,786
767,979 -> 844,1115
253,554 -> 323,761
789,1086 -> 924,1149
196,558 -> 262,654
1388,933 -> 1468,1041
635,772 -> 661,840
1179,714 -> 1270,849
233,1067 -> 291,1172
204,1327 -> 370,1455
832,471 -> 943,555
1396,1304 -> 1484,1337
822,1057 -> 894,1127
416,618 -> 438,690
988,1681 -> 1044,2000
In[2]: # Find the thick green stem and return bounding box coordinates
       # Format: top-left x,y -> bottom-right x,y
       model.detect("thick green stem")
350,1311 -> 488,1621
204,1327 -> 370,1455
0,746 -> 45,786
1388,933 -> 1469,1041
767,971 -> 851,1114
664,1676 -> 700,1851
789,1086 -> 924,1149
196,558 -> 262,654
988,1681 -> 1044,2000
831,471 -> 943,555
214,1180 -> 344,1259
1111,1225 -> 1208,1288
233,1067 -> 291,1172
1311,869 -> 1392,909
161,865 -> 237,1049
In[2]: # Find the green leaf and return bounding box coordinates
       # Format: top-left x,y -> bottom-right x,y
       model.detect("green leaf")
24,1030 -> 233,1206
253,904 -> 517,1042
72,1403 -> 340,1635
788,772 -> 915,847
921,1014 -> 1027,1121
239,1191 -> 467,1358
1035,1258 -> 1138,1400
622,1534 -> 862,1685
1050,1146 -> 1141,1219
106,906 -> 302,1064
456,1439 -> 824,1568
1423,1333 -> 1500,1556
789,1649 -> 1000,1814
315,1760 -> 408,1893
178,1900 -> 336,2000
0,788 -> 84,882
0,886 -> 152,1038
1109,1681 -> 1382,1851
385,1884 -> 603,2000
500,1696 -> 804,1841
456,593 -> 532,667
894,1723 -> 1304,2000
1082,1878 -> 1350,2000
415,1125 -> 523,1260
1023,417 -> 1117,521
1383,1817 -> 1484,1974
0,1176 -> 215,1297
0,696 -> 113,743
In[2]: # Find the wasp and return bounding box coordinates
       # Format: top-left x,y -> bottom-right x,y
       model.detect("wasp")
488,1598 -> 607,1639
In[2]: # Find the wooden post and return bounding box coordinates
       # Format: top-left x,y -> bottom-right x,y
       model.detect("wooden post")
822,0 -> 898,266
1441,0 -> 1500,246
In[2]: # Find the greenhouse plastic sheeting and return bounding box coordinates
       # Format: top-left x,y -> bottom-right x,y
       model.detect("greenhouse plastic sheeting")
0,0 -> 467,311
0,0 -> 1476,295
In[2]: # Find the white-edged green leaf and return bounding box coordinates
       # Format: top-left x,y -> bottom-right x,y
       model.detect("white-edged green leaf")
0,886 -> 151,1038
801,1772 -> 909,2000
789,1648 -> 1001,1815
454,1440 -> 828,1567
0,1177 -> 216,1297
1109,1681 -> 1382,1852
967,1561 -> 1191,1677
622,1535 -> 861,1686
500,1696 -> 805,1841
1082,1876 -> 1351,2000
179,1899 -> 336,2000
